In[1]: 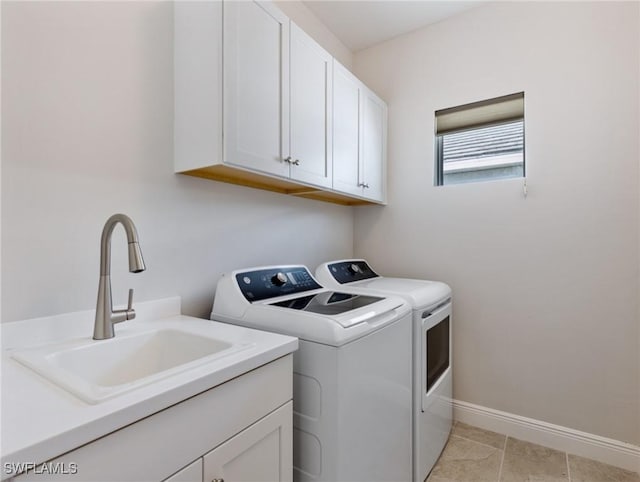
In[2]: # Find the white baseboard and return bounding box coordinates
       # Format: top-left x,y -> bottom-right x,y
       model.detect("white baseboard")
453,399 -> 640,474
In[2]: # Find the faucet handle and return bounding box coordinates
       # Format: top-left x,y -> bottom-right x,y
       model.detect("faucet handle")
125,288 -> 136,321
111,289 -> 136,324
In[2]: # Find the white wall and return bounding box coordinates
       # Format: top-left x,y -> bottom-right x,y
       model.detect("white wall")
274,0 -> 353,70
353,2 -> 640,444
1,1 -> 354,323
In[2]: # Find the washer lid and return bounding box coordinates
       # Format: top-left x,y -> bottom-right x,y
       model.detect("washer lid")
270,292 -> 384,315
316,260 -> 452,310
353,277 -> 451,309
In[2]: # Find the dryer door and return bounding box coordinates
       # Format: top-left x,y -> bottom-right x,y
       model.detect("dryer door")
421,300 -> 451,411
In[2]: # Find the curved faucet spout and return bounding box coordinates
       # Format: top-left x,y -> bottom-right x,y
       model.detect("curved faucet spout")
99,214 -> 146,275
94,214 -> 146,340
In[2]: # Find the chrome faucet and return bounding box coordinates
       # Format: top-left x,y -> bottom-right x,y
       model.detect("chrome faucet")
93,214 -> 146,340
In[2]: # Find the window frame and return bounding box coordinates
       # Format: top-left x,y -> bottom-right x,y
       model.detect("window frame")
434,92 -> 525,186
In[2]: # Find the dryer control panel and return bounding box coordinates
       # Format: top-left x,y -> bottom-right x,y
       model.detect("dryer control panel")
235,266 -> 323,302
327,260 -> 379,284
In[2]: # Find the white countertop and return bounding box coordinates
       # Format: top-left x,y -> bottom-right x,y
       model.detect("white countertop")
0,297 -> 298,480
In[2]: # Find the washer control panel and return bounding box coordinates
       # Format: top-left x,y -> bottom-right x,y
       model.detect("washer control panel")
235,266 -> 323,302
327,260 -> 379,284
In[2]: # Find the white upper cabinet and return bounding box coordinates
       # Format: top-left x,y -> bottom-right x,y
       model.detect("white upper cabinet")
224,1 -> 290,177
289,23 -> 333,188
174,0 -> 223,173
174,0 -> 387,205
332,60 -> 387,202
361,87 -> 387,202
332,61 -> 362,197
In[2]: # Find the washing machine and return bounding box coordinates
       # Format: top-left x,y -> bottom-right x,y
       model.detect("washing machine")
211,265 -> 412,482
315,259 -> 452,482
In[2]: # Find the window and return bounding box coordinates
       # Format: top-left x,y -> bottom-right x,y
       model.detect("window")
435,92 -> 525,186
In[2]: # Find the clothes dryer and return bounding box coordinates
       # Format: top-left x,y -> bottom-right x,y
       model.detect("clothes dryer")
212,265 -> 412,482
315,259 -> 452,482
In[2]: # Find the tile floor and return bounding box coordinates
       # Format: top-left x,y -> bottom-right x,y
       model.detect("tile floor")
426,422 -> 640,482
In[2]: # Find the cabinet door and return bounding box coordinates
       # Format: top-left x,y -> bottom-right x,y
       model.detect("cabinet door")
332,60 -> 362,196
361,88 -> 387,202
289,23 -> 332,188
204,402 -> 293,482
174,1 -> 223,173
224,1 -> 290,177
163,459 -> 203,482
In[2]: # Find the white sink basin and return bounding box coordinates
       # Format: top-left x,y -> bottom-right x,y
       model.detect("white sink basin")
11,328 -> 252,403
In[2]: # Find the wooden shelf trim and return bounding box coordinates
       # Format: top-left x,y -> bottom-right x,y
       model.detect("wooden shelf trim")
180,164 -> 381,206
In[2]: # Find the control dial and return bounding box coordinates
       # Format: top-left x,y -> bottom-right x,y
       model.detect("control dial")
349,263 -> 362,274
272,272 -> 288,286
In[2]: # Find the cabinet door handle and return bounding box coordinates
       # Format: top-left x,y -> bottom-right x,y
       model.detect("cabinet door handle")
284,156 -> 300,166
358,182 -> 370,189
211,479 -> 224,482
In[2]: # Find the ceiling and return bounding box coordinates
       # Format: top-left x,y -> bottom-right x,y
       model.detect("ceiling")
303,1 -> 483,52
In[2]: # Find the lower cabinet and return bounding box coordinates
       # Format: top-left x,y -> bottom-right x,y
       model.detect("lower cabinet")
164,460 -> 202,482
14,356 -> 293,482
164,402 -> 292,482
203,402 -> 292,482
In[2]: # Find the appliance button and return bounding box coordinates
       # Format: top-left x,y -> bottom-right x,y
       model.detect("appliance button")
272,272 -> 288,286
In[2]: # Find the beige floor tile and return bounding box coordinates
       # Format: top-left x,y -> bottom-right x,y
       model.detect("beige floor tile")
452,422 -> 507,449
568,454 -> 640,482
427,435 -> 503,482
499,437 -> 568,482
